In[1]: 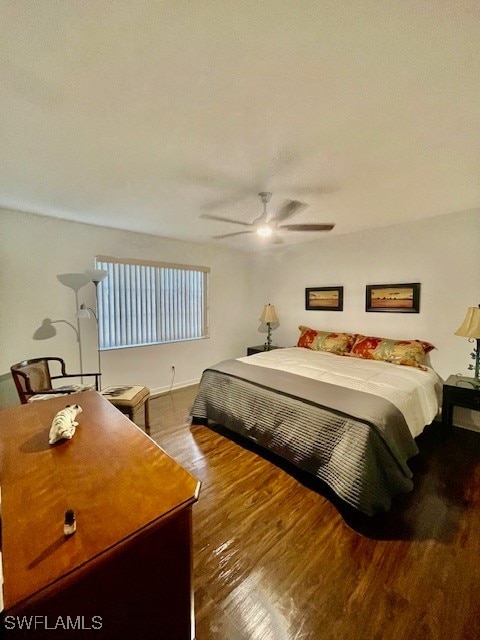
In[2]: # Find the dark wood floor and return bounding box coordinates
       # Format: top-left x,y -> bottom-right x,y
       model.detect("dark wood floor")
143,386 -> 480,640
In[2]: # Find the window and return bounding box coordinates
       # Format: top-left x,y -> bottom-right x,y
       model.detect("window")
95,256 -> 209,350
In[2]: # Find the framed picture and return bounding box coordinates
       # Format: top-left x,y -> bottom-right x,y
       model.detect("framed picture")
305,286 -> 344,311
365,282 -> 420,313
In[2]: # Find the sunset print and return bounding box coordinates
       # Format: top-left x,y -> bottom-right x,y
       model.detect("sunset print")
306,287 -> 344,311
366,283 -> 420,313
370,287 -> 414,309
308,290 -> 339,308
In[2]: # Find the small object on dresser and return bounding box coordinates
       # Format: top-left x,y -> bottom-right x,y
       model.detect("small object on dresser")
64,509 -> 76,536
48,404 -> 82,444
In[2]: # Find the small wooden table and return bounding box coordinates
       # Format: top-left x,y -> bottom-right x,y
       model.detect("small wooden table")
442,375 -> 480,427
247,345 -> 284,356
0,391 -> 200,639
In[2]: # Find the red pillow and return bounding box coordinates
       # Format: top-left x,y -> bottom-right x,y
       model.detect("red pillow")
348,334 -> 435,368
297,326 -> 356,355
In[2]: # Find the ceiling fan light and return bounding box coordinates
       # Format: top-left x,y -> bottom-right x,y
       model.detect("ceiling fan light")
257,225 -> 272,237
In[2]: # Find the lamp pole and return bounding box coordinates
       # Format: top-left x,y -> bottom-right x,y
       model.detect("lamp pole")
78,304 -> 102,389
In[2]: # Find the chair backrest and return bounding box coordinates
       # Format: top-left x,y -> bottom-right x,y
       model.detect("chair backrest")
10,357 -> 66,404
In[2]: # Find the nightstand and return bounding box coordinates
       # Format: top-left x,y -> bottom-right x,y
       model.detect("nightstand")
442,375 -> 480,427
247,345 -> 284,356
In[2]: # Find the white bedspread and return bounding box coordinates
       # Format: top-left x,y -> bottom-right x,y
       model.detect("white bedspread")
237,347 -> 442,438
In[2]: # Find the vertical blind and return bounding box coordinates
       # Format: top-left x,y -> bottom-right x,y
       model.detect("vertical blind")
95,256 -> 209,349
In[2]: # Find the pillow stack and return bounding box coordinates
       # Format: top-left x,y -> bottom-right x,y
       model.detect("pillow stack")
297,325 -> 435,369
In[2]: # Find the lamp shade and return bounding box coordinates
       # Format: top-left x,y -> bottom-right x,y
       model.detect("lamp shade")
77,303 -> 93,319
57,273 -> 89,292
455,307 -> 480,338
86,269 -> 108,284
259,304 -> 279,325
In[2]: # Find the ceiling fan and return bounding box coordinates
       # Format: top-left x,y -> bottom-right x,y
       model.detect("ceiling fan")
200,192 -> 335,242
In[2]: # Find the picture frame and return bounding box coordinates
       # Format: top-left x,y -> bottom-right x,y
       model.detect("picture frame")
365,282 -> 421,313
305,286 -> 344,311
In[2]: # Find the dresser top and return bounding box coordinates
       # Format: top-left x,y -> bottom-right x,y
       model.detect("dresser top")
0,391 -> 200,612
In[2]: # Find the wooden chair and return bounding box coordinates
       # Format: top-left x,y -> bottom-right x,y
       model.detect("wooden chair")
10,357 -> 100,404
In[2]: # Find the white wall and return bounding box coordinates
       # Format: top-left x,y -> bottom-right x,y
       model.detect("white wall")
250,209 -> 480,429
0,209 -> 254,406
2,207 -> 478,430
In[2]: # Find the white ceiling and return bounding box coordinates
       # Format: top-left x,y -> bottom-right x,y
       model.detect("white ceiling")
1,1 -> 479,251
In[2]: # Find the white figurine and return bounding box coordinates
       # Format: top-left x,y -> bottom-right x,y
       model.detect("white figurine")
49,404 -> 82,445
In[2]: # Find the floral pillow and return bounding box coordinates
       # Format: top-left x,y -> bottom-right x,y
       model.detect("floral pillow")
348,334 -> 435,369
297,326 -> 356,355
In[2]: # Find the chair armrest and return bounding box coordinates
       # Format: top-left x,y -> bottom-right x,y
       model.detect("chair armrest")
51,373 -> 100,379
48,357 -> 68,375
51,373 -> 101,390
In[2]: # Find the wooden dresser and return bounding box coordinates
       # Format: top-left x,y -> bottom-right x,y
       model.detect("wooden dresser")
0,391 -> 200,639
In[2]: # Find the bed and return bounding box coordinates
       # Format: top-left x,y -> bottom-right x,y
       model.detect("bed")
191,344 -> 442,515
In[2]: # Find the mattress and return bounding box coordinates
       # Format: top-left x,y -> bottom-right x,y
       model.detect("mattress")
238,347 -> 442,438
191,347 -> 442,515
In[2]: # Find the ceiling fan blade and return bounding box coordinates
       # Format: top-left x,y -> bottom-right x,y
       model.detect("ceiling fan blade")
200,214 -> 253,227
213,230 -> 255,240
278,223 -> 335,232
272,200 -> 308,223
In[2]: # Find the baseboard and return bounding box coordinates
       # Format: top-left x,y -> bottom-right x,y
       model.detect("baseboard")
150,378 -> 201,398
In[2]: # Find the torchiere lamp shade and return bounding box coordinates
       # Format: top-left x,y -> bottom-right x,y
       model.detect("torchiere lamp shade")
86,269 -> 108,285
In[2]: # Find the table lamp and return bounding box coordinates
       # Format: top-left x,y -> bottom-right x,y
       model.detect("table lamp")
455,304 -> 480,385
259,304 -> 279,351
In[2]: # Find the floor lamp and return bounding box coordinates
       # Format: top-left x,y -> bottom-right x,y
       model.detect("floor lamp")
55,269 -> 108,385
79,269 -> 108,389
56,273 -> 89,378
